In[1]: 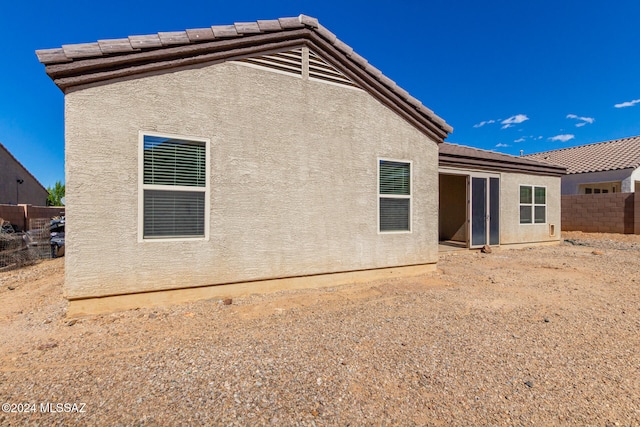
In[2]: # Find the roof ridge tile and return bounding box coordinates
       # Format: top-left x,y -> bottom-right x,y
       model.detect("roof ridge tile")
332,38 -> 353,57
298,14 -> 319,28
233,22 -> 261,34
256,19 -> 282,32
97,38 -> 135,54
185,28 -> 216,42
315,23 -> 337,43
347,51 -> 368,68
211,25 -> 238,38
278,17 -> 305,29
62,42 -> 102,59
128,34 -> 162,49
158,31 -> 190,46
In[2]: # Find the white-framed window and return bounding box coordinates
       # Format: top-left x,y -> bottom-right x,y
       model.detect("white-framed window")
378,159 -> 412,233
520,185 -> 546,224
138,132 -> 209,241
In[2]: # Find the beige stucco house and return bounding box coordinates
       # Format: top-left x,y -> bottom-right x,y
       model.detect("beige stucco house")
37,15 -> 455,315
37,15 -> 564,315
438,143 -> 566,249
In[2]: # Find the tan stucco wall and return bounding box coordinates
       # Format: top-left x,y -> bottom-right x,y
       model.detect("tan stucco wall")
64,61 -> 439,299
0,145 -> 48,206
500,172 -> 561,245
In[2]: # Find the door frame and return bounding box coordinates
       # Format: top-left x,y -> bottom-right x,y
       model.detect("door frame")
439,167 -> 501,249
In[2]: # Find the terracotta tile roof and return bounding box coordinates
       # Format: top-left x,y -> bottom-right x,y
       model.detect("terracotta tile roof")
524,136 -> 640,174
439,143 -> 566,176
35,15 -> 452,141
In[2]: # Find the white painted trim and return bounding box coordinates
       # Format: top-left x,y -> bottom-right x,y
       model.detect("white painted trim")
518,184 -> 547,225
138,131 -> 211,243
439,170 -> 502,248
378,157 -> 413,234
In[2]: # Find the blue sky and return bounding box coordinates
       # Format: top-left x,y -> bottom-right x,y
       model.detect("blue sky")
2,1 -> 640,187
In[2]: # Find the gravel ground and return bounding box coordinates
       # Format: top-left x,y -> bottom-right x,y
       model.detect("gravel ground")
0,231 -> 639,426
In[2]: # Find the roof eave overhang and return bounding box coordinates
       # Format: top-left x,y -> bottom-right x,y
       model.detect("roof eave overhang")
439,154 -> 567,177
43,28 -> 451,143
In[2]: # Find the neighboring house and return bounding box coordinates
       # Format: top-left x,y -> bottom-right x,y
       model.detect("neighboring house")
36,15 -> 563,315
524,136 -> 640,195
0,142 -> 48,206
439,143 -> 566,248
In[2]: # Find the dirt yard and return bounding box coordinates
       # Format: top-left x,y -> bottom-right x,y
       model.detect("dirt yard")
0,231 -> 639,426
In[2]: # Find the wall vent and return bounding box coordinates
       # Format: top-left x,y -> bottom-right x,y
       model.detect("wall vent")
308,50 -> 358,88
235,48 -> 359,89
237,48 -> 303,76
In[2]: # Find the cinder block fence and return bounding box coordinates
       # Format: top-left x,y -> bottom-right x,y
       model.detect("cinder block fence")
561,190 -> 640,234
0,204 -> 65,231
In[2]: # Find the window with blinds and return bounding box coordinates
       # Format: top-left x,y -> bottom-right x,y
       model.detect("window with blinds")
379,160 -> 411,232
141,134 -> 208,239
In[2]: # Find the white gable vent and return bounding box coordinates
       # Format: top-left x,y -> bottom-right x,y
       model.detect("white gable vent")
237,48 -> 303,76
234,47 -> 359,89
308,50 -> 358,88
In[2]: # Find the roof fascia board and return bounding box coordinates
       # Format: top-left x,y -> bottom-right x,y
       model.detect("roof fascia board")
303,34 -> 448,142
45,29 -> 310,80
46,28 -> 449,142
439,154 -> 567,177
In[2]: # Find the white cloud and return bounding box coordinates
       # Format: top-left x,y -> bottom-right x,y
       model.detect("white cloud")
614,99 -> 640,108
514,137 -> 526,143
500,114 -> 529,129
566,114 -> 594,127
473,119 -> 496,128
548,134 -> 575,142
495,143 -> 509,148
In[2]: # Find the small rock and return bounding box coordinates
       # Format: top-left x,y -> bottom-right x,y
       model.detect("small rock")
481,245 -> 492,254
544,318 -> 550,323
148,313 -> 157,319
37,342 -> 58,351
592,250 -> 604,255
223,298 -> 232,305
43,319 -> 52,324
524,380 -> 534,388
7,286 -> 15,290
67,319 -> 77,326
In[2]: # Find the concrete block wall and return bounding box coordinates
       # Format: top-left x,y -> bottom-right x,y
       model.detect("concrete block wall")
0,204 -> 65,231
561,193 -> 636,234
0,205 -> 26,230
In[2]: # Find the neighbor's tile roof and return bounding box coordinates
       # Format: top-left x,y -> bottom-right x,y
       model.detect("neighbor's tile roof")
524,136 -> 640,174
439,143 -> 567,176
35,15 -> 452,140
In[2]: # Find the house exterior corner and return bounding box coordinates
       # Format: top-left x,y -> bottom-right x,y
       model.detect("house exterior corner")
63,59 -> 440,302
